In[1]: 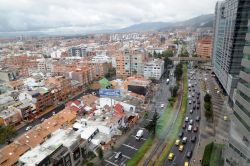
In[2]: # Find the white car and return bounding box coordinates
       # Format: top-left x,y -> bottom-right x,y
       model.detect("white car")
185,117 -> 189,122
190,110 -> 193,114
188,125 -> 192,131
26,126 -> 32,131
161,104 -> 165,108
189,100 -> 192,104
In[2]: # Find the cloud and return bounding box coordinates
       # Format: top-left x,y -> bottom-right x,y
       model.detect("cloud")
0,0 -> 217,32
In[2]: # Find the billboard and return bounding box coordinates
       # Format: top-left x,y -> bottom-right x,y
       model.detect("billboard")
99,89 -> 121,97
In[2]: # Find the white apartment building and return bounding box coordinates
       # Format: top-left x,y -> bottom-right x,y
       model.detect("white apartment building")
144,59 -> 164,80
19,129 -> 87,166
37,58 -> 53,72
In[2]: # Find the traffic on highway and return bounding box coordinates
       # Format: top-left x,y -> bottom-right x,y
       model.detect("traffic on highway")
164,69 -> 202,166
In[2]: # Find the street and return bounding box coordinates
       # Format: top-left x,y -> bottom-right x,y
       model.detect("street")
164,68 -> 202,166
103,76 -> 172,166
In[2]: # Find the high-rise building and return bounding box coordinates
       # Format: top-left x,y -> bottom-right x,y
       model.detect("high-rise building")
225,19 -> 250,166
212,0 -> 250,103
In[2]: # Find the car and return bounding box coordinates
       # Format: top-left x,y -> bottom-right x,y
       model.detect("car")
188,125 -> 192,131
115,152 -> 122,159
192,93 -> 195,97
160,104 -> 165,108
189,109 -> 193,114
197,100 -> 200,104
193,99 -> 196,103
182,123 -> 186,129
184,161 -> 189,166
193,126 -> 198,132
186,150 -> 193,158
196,116 -> 200,122
40,118 -> 45,122
182,137 -> 187,144
193,104 -> 196,109
189,100 -> 192,104
175,139 -> 180,146
188,95 -> 191,98
135,129 -> 144,140
193,88 -> 196,92
168,153 -> 175,160
178,131 -> 184,138
179,144 -> 184,151
197,95 -> 199,99
170,162 -> 177,166
196,92 -> 200,96
189,88 -> 191,91
185,117 -> 189,122
196,105 -> 200,109
26,126 -> 32,131
189,119 -> 193,125
191,136 -> 196,142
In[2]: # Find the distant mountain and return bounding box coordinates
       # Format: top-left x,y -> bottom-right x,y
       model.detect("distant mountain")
116,14 -> 214,32
116,22 -> 171,32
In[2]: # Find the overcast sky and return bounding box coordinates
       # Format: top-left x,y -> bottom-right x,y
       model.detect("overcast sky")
0,0 -> 217,33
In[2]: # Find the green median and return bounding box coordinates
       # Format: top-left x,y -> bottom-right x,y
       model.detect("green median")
156,64 -> 188,165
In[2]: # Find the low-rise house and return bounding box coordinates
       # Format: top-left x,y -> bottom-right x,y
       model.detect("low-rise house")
0,107 -> 22,126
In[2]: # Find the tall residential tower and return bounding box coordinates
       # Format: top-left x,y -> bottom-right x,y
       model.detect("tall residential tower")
212,0 -> 250,104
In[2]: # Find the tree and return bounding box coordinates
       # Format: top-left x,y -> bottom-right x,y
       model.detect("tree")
145,111 -> 159,136
0,125 -> 17,144
204,93 -> 211,103
97,148 -> 103,160
174,63 -> 183,80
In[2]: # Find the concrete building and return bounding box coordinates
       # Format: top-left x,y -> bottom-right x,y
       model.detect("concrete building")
143,59 -> 164,80
0,68 -> 18,82
225,19 -> 250,166
69,47 -> 87,57
19,129 -> 87,166
196,37 -> 212,58
37,58 -> 53,72
212,0 -> 250,103
0,107 -> 22,126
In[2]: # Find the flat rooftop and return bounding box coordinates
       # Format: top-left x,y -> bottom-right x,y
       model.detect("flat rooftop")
0,109 -> 77,166
19,129 -> 81,166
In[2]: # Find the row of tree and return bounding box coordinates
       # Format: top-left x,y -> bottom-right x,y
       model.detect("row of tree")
0,125 -> 17,144
174,63 -> 183,81
204,93 -> 213,120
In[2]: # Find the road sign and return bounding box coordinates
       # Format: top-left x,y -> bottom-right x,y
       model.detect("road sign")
99,89 -> 121,97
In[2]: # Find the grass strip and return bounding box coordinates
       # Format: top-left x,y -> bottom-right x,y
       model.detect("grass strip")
209,143 -> 224,166
126,136 -> 154,166
156,64 -> 188,165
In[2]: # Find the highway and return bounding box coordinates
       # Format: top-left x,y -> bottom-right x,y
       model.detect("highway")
164,69 -> 202,166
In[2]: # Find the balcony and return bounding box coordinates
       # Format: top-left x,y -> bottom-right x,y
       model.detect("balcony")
241,59 -> 250,69
239,71 -> 250,84
235,92 -> 250,114
237,82 -> 250,100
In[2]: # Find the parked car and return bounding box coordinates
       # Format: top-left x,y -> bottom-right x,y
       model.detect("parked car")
26,126 -> 32,131
135,129 -> 143,140
115,152 -> 122,159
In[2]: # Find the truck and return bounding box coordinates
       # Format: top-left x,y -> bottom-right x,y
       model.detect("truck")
166,78 -> 170,84
135,129 -> 144,140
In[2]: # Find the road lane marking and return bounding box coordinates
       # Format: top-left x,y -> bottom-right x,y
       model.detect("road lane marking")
105,160 -> 119,166
122,154 -> 131,159
122,144 -> 138,150
108,153 -> 115,159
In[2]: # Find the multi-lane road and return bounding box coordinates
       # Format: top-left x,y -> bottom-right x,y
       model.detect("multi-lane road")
164,69 -> 202,166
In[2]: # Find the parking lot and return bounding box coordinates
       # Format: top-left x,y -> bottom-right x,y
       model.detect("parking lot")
104,127 -> 149,166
